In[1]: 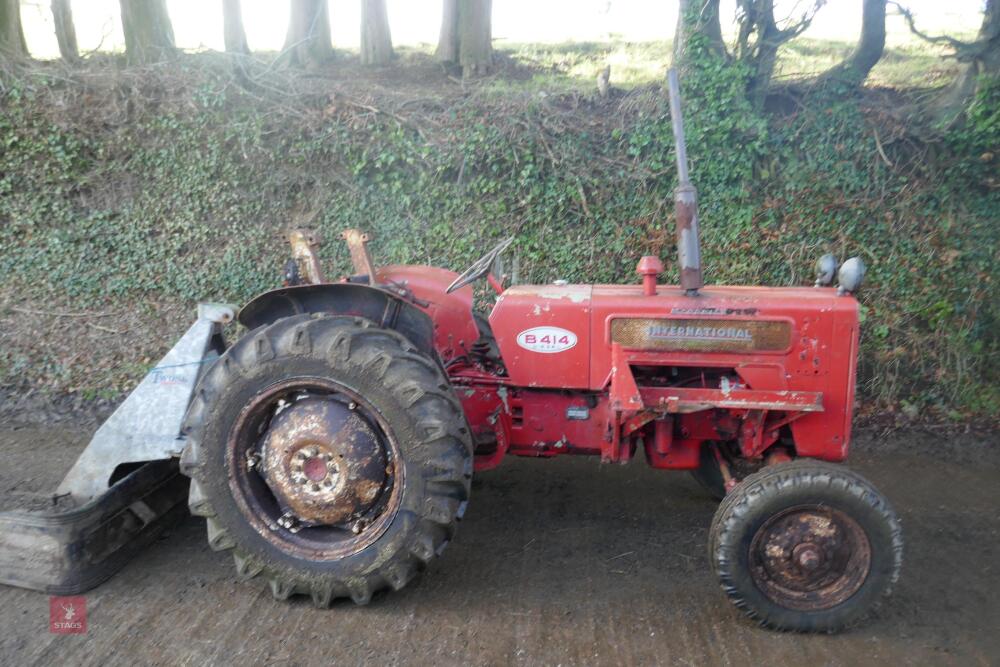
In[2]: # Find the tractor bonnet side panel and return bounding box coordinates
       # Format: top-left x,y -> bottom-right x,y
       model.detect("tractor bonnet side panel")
489,284 -> 593,388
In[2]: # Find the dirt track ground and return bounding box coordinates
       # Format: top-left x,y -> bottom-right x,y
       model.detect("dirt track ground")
0,425 -> 997,666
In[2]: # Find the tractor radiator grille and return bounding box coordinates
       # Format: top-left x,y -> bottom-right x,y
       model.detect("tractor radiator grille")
610,318 -> 792,353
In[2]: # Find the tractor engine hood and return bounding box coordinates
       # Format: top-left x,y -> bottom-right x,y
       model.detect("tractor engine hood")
489,282 -> 856,392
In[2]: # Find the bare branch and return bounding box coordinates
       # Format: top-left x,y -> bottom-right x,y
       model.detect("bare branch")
892,0 -> 1000,63
733,0 -> 825,59
776,0 -> 826,40
887,1 -> 971,51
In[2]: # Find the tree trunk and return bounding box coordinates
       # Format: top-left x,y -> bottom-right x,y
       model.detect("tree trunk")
459,0 -> 492,77
743,0 -> 783,108
930,0 -> 1000,122
284,0 -> 333,68
749,30 -> 781,107
674,0 -> 727,68
0,0 -> 28,58
736,0 -> 823,107
222,0 -> 249,55
954,0 -> 1000,95
119,0 -> 176,65
981,0 -> 999,75
51,0 -> 79,62
822,0 -> 886,84
437,0 -> 492,76
436,0 -> 458,63
360,0 -> 393,65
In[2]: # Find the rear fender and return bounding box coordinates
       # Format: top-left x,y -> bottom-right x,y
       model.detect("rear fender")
376,265 -> 480,363
238,283 -> 437,360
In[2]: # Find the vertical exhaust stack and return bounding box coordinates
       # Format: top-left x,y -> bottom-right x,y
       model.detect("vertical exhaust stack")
666,69 -> 703,296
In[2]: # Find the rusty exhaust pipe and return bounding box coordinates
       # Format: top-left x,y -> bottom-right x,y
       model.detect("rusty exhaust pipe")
666,68 -> 702,296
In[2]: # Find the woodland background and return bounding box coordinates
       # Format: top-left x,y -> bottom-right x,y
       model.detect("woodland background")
0,0 -> 997,421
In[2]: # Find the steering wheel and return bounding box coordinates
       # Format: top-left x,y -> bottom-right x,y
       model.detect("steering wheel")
446,237 -> 515,294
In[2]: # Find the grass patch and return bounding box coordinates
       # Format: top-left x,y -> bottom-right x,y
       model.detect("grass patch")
485,35 -> 967,93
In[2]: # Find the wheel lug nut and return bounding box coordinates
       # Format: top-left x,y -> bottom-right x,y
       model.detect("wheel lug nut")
277,512 -> 302,533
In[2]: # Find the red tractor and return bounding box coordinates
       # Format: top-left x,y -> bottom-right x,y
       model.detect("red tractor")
177,72 -> 901,632
0,71 -> 901,632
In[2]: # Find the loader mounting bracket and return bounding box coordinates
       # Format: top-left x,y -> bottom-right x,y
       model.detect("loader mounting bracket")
57,303 -> 235,502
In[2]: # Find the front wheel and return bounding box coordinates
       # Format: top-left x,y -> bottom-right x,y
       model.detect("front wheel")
709,460 -> 903,632
179,314 -> 473,606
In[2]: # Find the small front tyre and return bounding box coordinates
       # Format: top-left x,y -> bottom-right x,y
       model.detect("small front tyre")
709,460 -> 902,632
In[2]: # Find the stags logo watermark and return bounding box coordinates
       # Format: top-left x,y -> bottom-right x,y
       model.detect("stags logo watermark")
49,596 -> 87,634
516,326 -> 577,353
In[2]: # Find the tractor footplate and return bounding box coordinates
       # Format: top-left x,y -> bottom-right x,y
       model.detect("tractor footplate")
0,460 -> 189,595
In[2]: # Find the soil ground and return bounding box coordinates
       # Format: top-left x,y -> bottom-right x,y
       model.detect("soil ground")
0,424 -> 996,666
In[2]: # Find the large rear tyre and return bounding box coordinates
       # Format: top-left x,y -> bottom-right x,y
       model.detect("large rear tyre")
709,460 -> 902,632
179,314 -> 473,606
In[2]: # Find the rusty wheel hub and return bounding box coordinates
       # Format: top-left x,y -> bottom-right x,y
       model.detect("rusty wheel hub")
749,506 -> 871,611
258,396 -> 388,527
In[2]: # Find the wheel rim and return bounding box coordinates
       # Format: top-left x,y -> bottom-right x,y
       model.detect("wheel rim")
749,505 -> 872,611
226,377 -> 403,560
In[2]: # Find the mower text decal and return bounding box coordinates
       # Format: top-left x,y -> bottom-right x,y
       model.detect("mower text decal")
516,326 -> 578,354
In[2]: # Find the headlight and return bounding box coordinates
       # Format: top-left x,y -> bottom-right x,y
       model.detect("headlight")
837,257 -> 866,295
814,254 -> 838,287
